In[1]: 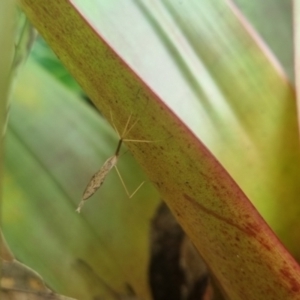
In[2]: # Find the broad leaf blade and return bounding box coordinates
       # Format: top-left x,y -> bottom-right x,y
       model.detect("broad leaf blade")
233,0 -> 293,81
4,59 -> 159,299
68,0 -> 300,258
0,0 -> 17,264
294,0 -> 300,129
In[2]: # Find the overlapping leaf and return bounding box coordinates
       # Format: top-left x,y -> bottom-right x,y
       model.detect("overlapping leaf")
4,60 -> 159,299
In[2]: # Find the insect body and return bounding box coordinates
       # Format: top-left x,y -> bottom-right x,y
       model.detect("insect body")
76,110 -> 150,213
78,155 -> 118,207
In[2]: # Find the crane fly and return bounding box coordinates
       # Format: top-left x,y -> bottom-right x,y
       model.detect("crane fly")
76,109 -> 151,213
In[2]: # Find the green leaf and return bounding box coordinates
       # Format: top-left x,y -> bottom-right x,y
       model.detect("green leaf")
4,59 -> 159,299
68,0 -> 300,258
46,0 -> 300,258
233,0 -> 293,81
0,0 -> 17,263
0,1 -> 16,183
31,36 -> 83,93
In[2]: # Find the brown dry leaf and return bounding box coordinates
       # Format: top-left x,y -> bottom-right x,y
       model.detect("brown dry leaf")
1,260 -> 76,300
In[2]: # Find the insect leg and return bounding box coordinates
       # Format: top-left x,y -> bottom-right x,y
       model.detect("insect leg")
114,165 -> 145,198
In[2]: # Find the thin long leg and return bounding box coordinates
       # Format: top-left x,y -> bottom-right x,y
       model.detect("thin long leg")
121,113 -> 133,137
122,116 -> 139,137
114,165 -> 145,198
110,109 -> 135,138
123,139 -> 153,143
110,110 -> 120,138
